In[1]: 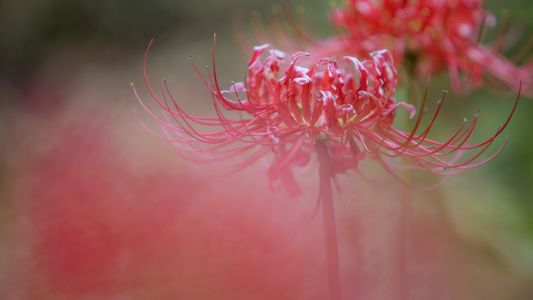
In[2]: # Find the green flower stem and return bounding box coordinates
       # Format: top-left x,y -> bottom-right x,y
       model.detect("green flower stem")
316,140 -> 342,300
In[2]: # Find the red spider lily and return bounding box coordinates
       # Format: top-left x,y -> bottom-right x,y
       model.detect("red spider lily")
135,38 -> 520,194
330,0 -> 532,93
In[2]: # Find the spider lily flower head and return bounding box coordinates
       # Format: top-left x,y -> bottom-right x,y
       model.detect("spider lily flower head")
331,0 -> 532,94
135,39 -> 520,195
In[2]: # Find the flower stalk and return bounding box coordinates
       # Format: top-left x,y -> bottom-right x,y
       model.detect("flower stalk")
316,139 -> 342,300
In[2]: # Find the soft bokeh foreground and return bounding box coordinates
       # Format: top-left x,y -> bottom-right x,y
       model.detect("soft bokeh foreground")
1,0 -> 533,299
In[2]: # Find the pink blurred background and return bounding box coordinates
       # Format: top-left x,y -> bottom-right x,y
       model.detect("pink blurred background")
1,0 -> 533,299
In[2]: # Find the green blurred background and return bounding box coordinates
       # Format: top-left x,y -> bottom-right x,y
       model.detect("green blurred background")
1,0 -> 533,299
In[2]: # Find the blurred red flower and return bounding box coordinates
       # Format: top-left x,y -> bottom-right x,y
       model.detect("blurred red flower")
330,0 -> 532,93
26,113 -> 327,299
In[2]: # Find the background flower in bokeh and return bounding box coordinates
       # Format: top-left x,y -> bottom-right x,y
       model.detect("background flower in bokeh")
326,0 -> 533,93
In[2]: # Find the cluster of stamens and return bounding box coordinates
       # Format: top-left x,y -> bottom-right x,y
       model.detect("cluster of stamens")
135,37 -> 520,193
